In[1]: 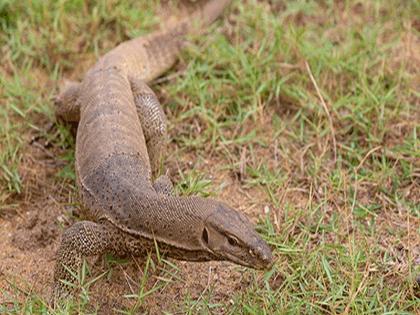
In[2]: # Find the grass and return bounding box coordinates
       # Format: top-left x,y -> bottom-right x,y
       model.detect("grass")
0,0 -> 419,314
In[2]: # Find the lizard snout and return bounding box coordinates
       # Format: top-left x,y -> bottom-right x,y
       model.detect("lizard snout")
253,242 -> 274,269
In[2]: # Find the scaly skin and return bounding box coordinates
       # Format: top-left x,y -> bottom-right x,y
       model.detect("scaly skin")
53,0 -> 273,301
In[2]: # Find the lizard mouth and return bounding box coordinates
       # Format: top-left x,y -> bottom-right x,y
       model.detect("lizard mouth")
199,238 -> 252,267
215,249 -> 273,270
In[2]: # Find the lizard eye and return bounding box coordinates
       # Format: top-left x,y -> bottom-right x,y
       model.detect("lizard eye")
202,227 -> 209,244
227,235 -> 239,247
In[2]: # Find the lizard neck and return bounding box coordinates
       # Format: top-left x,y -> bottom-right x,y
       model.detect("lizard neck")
127,194 -> 215,252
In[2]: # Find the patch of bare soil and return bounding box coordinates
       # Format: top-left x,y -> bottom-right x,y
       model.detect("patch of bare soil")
0,132 -> 64,303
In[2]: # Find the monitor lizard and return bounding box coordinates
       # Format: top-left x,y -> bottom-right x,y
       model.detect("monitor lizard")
53,0 -> 273,301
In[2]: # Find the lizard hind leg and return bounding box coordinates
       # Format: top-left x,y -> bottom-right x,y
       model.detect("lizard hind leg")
129,78 -> 168,177
54,80 -> 82,122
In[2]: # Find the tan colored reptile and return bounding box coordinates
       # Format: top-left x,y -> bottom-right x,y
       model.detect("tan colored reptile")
53,0 -> 273,300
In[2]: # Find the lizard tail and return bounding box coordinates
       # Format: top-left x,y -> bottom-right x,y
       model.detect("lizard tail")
199,0 -> 232,27
55,0 -> 231,120
108,0 -> 232,82
172,0 -> 232,35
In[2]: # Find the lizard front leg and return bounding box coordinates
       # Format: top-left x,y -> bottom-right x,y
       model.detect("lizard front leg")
153,174 -> 174,195
52,221 -> 112,302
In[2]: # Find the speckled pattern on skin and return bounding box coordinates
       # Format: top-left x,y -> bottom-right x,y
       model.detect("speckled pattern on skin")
52,0 -> 272,302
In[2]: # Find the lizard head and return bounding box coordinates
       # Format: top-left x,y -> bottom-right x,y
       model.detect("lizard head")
201,201 -> 273,270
